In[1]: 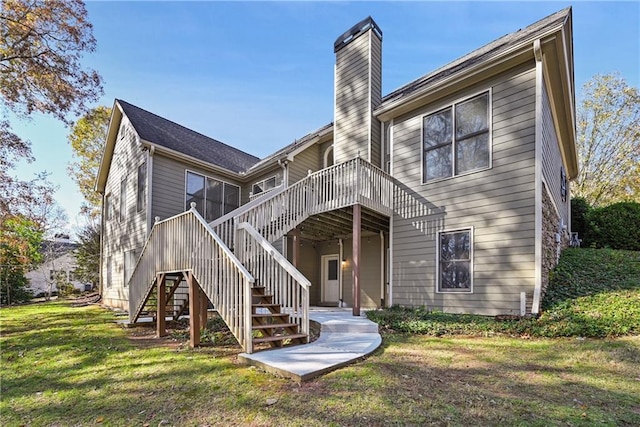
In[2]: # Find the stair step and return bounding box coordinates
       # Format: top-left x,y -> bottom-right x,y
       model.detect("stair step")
253,303 -> 280,309
253,333 -> 307,344
252,313 -> 289,319
252,322 -> 299,330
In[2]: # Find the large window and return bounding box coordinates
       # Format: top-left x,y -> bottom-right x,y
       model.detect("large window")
437,228 -> 472,293
423,92 -> 490,182
137,161 -> 146,212
185,171 -> 240,222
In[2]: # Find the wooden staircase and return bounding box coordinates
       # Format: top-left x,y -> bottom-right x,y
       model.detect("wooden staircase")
251,285 -> 307,349
136,273 -> 190,322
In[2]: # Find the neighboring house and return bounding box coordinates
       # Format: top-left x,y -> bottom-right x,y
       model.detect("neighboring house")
26,239 -> 90,297
96,8 -> 576,353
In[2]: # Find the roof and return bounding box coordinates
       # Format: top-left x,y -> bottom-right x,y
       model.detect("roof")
117,100 -> 260,173
380,7 -> 571,107
245,122 -> 334,173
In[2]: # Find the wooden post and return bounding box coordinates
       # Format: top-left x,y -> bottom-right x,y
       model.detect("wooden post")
352,204 -> 361,316
292,229 -> 300,268
157,273 -> 167,337
188,272 -> 201,347
199,287 -> 208,329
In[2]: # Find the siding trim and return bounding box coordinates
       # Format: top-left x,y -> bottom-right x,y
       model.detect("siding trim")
367,30 -> 372,163
532,40 -> 544,314
388,118 -> 394,306
146,146 -> 154,231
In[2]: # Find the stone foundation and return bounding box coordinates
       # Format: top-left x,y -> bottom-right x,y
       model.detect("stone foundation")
541,185 -> 568,300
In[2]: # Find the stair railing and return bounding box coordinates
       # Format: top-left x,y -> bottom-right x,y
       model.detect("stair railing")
128,205 -> 256,352
237,222 -> 311,341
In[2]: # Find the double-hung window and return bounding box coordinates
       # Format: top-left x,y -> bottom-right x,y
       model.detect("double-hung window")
437,228 -> 473,292
136,161 -> 146,212
185,171 -> 240,222
423,92 -> 490,182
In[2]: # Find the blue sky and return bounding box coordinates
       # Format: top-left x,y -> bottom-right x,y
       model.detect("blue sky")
9,1 -> 639,235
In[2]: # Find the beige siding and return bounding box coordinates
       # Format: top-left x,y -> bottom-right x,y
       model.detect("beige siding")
101,116 -> 148,309
391,63 -> 537,315
288,144 -> 321,184
334,30 -> 382,164
287,236 -> 321,304
243,166 -> 283,200
151,154 -> 244,221
541,75 -> 570,226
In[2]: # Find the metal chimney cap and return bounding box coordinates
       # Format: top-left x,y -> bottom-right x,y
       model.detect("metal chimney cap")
334,16 -> 383,53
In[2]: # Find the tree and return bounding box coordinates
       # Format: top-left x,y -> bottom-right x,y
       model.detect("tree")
574,73 -> 640,207
0,215 -> 43,305
0,0 -> 102,123
1,0 -> 103,225
68,105 -> 111,213
73,216 -> 100,292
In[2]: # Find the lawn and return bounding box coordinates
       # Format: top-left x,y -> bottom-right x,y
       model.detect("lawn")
2,300 -> 639,426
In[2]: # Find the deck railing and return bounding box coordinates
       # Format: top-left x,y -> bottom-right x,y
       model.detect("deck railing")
128,206 -> 256,352
212,157 -> 394,249
237,222 -> 311,340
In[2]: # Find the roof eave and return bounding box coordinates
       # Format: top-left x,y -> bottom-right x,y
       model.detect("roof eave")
375,23 -> 568,122
95,100 -> 123,194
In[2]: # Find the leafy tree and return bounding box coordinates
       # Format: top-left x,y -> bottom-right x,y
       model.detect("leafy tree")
574,73 -> 640,207
0,215 -> 43,305
73,216 -> 100,292
0,0 -> 102,122
68,106 -> 111,212
584,202 -> 640,251
0,0 -> 103,224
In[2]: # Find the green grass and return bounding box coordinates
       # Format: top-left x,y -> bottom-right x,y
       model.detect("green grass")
367,248 -> 640,338
2,300 -> 640,426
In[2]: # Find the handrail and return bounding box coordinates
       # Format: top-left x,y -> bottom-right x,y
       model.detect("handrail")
238,222 -> 311,289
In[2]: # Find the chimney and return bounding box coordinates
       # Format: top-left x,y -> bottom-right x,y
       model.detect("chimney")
333,17 -> 383,166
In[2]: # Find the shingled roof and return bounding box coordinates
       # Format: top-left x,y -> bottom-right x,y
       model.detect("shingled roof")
380,7 -> 571,107
117,100 -> 260,173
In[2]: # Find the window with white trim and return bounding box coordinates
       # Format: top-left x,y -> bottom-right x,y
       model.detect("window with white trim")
185,171 -> 240,222
423,92 -> 490,182
437,228 -> 472,292
136,161 -> 146,212
252,176 -> 277,195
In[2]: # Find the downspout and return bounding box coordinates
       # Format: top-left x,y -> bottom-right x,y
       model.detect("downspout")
99,192 -> 105,297
380,231 -> 384,307
532,39 -> 544,315
278,158 -> 289,252
146,145 -> 155,233
339,238 -> 344,307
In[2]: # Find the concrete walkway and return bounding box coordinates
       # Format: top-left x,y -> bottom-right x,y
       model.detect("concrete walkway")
238,308 -> 382,382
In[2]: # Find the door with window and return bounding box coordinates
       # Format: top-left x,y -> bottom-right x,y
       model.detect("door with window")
321,255 -> 340,303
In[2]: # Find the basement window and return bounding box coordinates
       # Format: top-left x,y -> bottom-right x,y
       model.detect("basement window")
437,228 -> 473,293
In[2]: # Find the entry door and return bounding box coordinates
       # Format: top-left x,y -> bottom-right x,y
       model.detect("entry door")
322,255 -> 340,303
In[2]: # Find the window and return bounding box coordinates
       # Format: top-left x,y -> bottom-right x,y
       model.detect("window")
105,194 -> 112,221
185,171 -> 240,222
252,176 -> 277,195
68,270 -> 77,282
119,179 -> 126,222
137,161 -> 146,212
437,228 -> 472,292
423,92 -> 490,182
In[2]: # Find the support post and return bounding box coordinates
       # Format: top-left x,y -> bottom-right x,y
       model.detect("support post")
157,273 -> 166,337
188,272 -> 201,347
199,286 -> 208,329
292,228 -> 300,268
352,204 -> 361,316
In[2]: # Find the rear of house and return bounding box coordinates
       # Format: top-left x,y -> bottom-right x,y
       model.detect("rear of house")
96,7 -> 577,351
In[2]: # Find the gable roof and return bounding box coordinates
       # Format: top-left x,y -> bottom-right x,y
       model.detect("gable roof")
117,100 -> 260,173
378,7 -> 572,114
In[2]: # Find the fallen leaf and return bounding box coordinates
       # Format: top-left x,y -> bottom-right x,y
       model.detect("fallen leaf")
266,398 -> 278,406
96,416 -> 104,423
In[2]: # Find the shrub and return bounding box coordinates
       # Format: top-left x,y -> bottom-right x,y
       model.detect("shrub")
570,197 -> 591,239
584,202 -> 640,250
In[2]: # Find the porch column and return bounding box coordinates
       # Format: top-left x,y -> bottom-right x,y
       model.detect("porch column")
157,273 -> 167,337
188,272 -> 201,347
292,229 -> 300,268
352,204 -> 361,316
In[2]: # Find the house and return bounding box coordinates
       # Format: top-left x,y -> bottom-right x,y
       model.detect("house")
26,237 -> 91,297
96,8 -> 576,353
